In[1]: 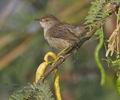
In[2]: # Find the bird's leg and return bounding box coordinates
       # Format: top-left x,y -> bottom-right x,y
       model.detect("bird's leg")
57,47 -> 69,56
53,48 -> 68,63
57,42 -> 78,57
57,41 -> 80,60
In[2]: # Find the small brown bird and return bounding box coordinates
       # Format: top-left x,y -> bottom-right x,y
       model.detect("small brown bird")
37,15 -> 85,50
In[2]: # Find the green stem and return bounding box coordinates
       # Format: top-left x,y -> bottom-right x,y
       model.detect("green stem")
94,31 -> 106,86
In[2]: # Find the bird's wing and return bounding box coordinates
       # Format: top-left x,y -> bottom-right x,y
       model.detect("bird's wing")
48,24 -> 80,42
65,24 -> 86,37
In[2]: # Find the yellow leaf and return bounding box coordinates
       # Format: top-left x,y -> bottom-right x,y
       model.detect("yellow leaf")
54,72 -> 62,100
44,52 -> 57,63
35,62 -> 48,83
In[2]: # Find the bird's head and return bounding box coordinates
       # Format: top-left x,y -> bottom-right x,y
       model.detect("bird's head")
36,15 -> 60,30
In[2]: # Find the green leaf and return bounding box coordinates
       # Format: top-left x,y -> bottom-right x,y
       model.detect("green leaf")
9,82 -> 55,100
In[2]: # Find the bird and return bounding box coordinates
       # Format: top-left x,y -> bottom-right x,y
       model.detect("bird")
36,15 -> 86,51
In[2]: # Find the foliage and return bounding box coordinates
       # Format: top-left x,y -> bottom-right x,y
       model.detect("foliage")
84,0 -> 108,85
84,0 -> 107,28
85,0 -> 120,92
9,82 -> 55,100
108,6 -> 120,94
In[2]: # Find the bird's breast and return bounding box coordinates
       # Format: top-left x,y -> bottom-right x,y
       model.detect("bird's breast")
44,31 -> 70,50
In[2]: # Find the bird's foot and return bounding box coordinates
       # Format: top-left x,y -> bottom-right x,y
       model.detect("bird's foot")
57,47 -> 69,56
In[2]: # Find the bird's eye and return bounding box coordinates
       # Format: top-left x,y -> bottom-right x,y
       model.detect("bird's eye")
45,19 -> 48,22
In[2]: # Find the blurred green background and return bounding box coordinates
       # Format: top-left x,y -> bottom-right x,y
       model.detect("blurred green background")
0,0 -> 120,100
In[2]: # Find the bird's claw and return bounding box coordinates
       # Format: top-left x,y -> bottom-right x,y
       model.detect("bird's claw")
59,55 -> 65,61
